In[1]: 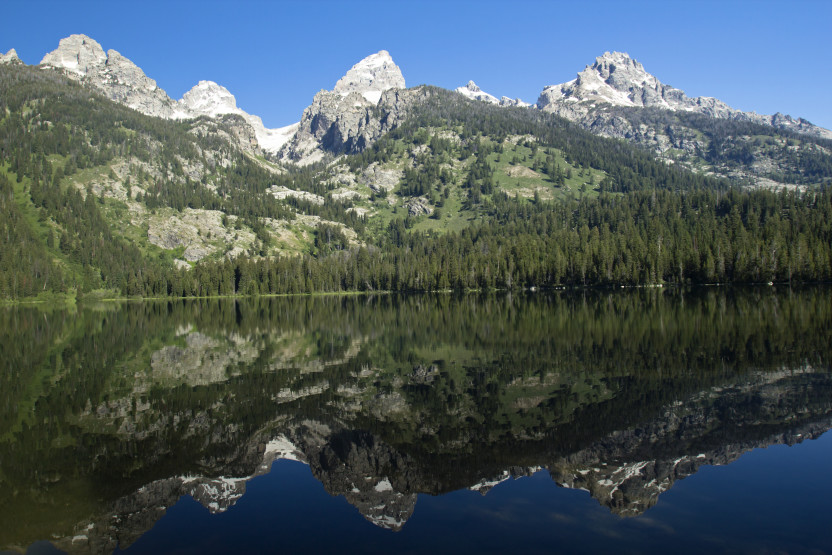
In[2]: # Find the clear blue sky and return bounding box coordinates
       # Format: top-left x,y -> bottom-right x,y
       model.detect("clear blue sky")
4,0 -> 831,130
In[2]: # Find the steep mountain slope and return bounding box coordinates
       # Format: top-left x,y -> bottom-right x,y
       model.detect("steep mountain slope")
535,52 -> 832,188
278,50 -> 411,165
180,80 -> 298,153
455,80 -> 530,107
538,51 -> 832,140
0,61 -> 364,296
39,34 -> 296,156
2,38 -> 832,300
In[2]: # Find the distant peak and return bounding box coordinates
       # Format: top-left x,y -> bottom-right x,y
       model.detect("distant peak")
590,51 -> 647,74
192,80 -> 233,93
333,50 -> 405,104
359,50 -> 393,64
455,81 -> 499,104
40,34 -> 107,74
180,80 -> 238,114
596,51 -> 633,62
0,48 -> 20,64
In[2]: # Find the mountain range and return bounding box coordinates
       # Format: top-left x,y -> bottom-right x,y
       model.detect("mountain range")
27,34 -> 832,162
1,33 -> 832,300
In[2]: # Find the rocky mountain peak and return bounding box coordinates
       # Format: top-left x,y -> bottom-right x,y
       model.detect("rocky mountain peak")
584,51 -> 665,99
39,34 -> 181,119
333,50 -> 405,104
537,50 -> 717,115
455,80 -> 499,104
0,48 -> 21,64
40,33 -> 107,75
592,51 -> 640,71
180,80 -> 239,117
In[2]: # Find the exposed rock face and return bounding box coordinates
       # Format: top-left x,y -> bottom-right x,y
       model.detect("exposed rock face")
40,34 -> 183,119
333,50 -> 405,104
500,96 -> 531,108
456,80 -> 530,108
406,196 -> 433,217
0,48 -> 21,64
360,163 -> 402,193
179,80 -> 298,153
39,34 -> 297,155
456,80 -> 499,104
279,51 -> 411,165
538,51 -> 832,140
40,34 -> 107,75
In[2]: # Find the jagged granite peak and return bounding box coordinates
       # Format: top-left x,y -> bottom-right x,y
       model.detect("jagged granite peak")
179,80 -> 298,154
280,51 -> 419,165
40,34 -> 107,75
500,96 -> 531,108
38,34 -> 296,154
538,51 -> 832,140
333,50 -> 405,104
180,80 -> 239,116
456,80 -> 499,104
39,34 -> 181,119
0,48 -> 21,64
456,80 -> 530,108
539,50 -> 698,111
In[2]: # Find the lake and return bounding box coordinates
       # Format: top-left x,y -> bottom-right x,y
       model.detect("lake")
1,288 -> 831,554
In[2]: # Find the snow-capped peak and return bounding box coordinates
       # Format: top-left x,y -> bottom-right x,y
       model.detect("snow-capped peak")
333,50 -> 405,104
180,80 -> 239,117
463,80 -> 482,92
455,80 -> 499,104
177,80 -> 298,153
537,50 -> 689,111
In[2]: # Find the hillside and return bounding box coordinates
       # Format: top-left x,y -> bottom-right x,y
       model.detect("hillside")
1,55 -> 832,300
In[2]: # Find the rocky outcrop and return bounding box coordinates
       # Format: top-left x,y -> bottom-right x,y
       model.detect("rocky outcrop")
279,51 -> 413,165
538,51 -> 832,141
406,196 -> 433,217
456,80 -> 499,104
360,163 -> 402,193
500,96 -> 531,108
333,50 -> 405,103
179,80 -> 298,153
456,80 -> 530,108
39,34 -> 296,155
0,48 -> 21,64
40,34 -> 183,119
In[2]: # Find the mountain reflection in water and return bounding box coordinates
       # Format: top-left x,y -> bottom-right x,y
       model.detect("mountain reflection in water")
1,288 -> 830,553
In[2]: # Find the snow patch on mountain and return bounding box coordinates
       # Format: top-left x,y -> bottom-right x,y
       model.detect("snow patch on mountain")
456,80 -> 499,104
456,80 -> 530,108
178,80 -> 299,153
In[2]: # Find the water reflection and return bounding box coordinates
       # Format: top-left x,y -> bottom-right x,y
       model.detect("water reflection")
1,288 -> 830,553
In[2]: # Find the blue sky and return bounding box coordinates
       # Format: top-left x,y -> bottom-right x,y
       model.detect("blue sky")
4,0 -> 831,130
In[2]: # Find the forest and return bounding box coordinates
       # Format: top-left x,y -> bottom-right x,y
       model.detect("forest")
0,63 -> 831,300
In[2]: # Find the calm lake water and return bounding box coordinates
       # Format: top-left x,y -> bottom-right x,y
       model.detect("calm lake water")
1,288 -> 831,554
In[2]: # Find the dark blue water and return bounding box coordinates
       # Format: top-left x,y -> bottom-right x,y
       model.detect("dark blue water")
120,432 -> 832,555
2,290 -> 831,554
